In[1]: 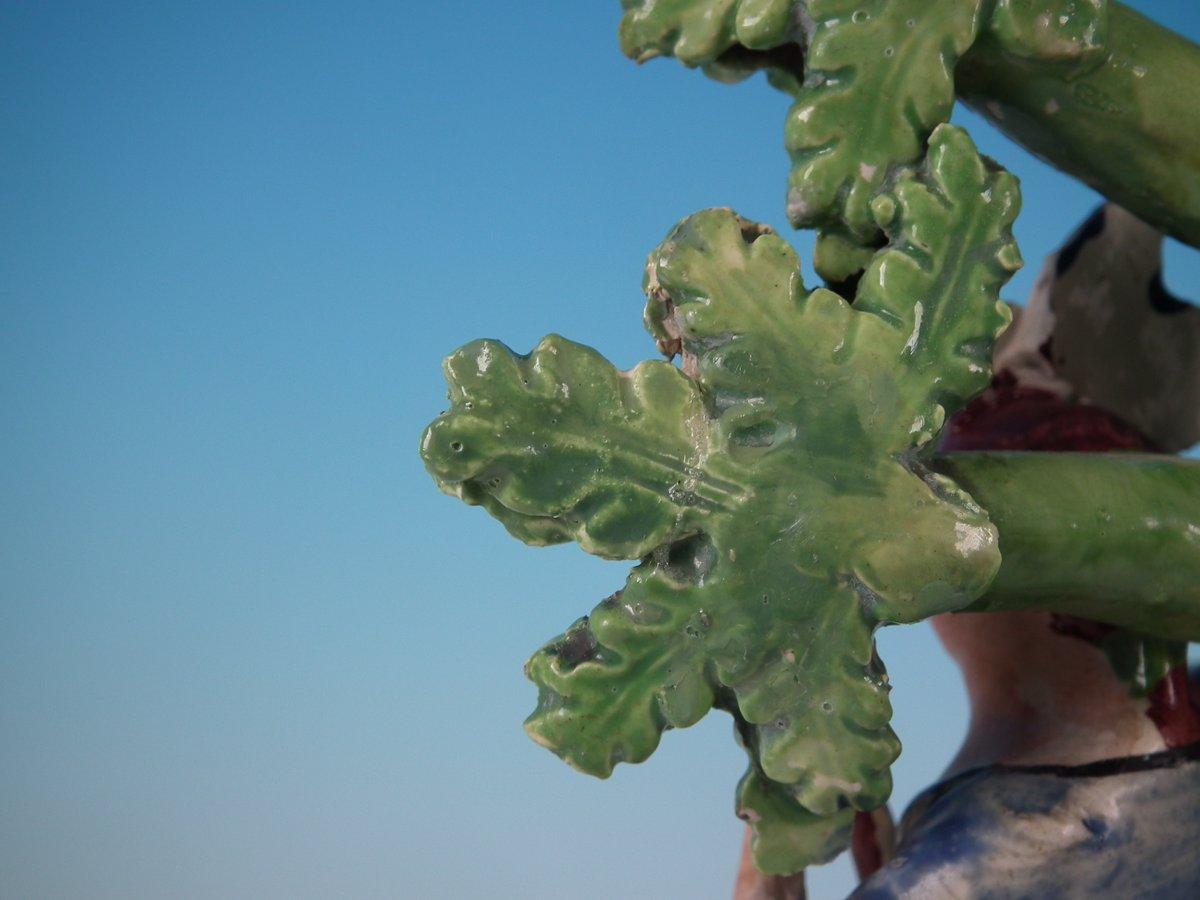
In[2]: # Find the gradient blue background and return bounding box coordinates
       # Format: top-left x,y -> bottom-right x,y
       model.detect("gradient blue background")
3,3 -> 1199,898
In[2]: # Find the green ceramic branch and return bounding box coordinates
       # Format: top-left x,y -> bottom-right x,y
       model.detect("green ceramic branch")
957,2 -> 1200,248
935,452 -> 1200,641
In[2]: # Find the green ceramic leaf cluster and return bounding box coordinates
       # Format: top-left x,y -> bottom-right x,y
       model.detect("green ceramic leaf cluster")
617,0 -> 1106,281
421,125 -> 1020,873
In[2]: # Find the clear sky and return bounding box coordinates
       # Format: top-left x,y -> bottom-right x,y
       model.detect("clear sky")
3,3 -> 1199,899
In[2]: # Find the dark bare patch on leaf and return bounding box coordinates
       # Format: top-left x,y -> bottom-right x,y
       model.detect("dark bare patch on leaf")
553,619 -> 599,668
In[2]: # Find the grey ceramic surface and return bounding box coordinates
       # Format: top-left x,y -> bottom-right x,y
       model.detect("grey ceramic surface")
854,747 -> 1200,898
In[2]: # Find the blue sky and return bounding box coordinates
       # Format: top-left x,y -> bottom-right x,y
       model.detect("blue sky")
3,2 -> 1198,898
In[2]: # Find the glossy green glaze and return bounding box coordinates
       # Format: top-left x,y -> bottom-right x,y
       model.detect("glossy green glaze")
783,0 -> 984,246
986,0 -> 1108,62
619,0 -> 796,66
618,0 -> 806,92
958,2 -> 1200,247
422,126 -> 1020,873
422,337 -> 709,560
620,0 -> 1200,252
935,452 -> 1200,640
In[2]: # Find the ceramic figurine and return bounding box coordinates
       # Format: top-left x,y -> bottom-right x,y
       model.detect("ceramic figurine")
420,3 -> 1200,896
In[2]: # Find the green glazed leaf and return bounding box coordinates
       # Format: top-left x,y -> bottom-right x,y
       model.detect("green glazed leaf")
785,0 -> 984,244
421,125 -> 1019,873
619,0 -> 796,66
857,122 -> 1021,435
645,211 -> 917,459
524,545 -> 716,778
649,125 -> 1020,448
733,591 -> 896,815
734,715 -> 856,874
421,334 -> 739,559
737,772 -> 855,875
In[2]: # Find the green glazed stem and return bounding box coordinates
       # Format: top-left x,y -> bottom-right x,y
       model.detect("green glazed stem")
933,451 -> 1200,640
956,2 -> 1200,248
